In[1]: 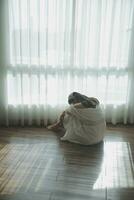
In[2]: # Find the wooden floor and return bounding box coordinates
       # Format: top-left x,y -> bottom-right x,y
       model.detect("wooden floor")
0,126 -> 134,200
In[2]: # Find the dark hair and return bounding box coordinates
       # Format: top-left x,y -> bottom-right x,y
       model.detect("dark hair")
68,92 -> 89,105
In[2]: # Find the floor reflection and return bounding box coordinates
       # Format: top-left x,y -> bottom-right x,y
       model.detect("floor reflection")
1,140 -> 134,196
93,141 -> 134,189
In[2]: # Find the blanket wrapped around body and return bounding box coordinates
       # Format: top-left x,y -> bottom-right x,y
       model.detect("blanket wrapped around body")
61,105 -> 106,145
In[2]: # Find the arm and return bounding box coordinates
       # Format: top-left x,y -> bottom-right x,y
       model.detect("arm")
64,103 -> 85,118
81,98 -> 99,108
59,104 -> 82,122
73,102 -> 85,109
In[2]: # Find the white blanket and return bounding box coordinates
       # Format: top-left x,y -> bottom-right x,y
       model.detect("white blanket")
61,105 -> 106,145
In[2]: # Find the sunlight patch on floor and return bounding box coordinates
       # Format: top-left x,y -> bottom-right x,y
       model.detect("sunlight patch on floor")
93,142 -> 134,189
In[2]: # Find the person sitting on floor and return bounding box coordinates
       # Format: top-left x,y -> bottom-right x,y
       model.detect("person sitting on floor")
47,92 -> 106,145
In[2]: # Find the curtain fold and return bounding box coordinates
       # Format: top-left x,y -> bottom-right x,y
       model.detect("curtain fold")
0,0 -> 134,126
0,0 -> 9,126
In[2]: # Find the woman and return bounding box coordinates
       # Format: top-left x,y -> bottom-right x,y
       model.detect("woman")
47,92 -> 106,145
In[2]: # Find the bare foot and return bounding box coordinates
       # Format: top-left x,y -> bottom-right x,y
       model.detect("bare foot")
47,123 -> 61,131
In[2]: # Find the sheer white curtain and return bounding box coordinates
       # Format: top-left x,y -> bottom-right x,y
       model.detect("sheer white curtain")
0,0 -> 134,126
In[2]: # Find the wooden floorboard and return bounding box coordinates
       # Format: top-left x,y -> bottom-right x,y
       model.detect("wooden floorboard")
0,126 -> 134,200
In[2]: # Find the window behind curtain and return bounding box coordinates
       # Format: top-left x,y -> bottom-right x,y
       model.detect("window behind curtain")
7,0 -> 134,106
